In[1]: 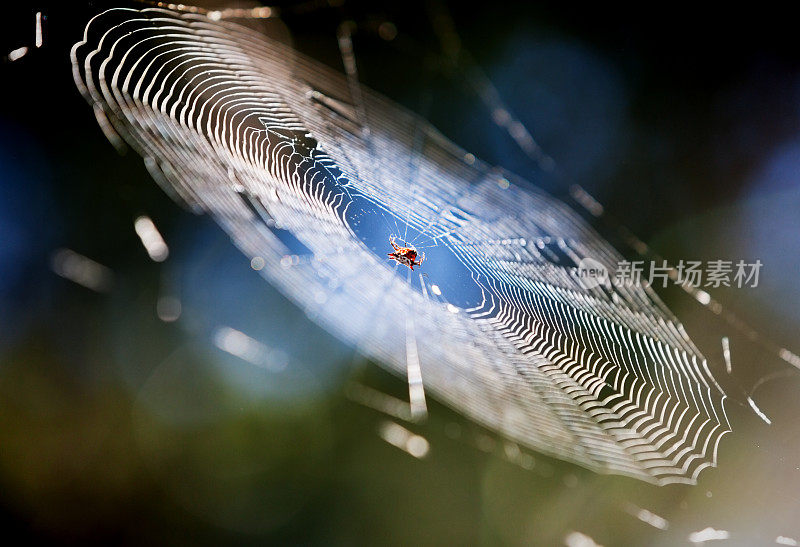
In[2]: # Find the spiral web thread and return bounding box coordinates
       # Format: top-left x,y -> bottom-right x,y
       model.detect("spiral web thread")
71,7 -> 730,484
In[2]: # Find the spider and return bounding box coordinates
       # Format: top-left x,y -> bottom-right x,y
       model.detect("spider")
387,235 -> 425,271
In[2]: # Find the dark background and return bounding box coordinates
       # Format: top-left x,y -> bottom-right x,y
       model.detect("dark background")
2,1 -> 800,544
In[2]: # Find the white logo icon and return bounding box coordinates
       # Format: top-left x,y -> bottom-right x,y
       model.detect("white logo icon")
575,257 -> 611,290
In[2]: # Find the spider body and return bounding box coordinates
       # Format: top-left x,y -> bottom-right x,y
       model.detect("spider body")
387,236 -> 425,270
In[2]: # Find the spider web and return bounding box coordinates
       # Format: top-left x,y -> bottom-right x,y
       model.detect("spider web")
71,6 -> 731,484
